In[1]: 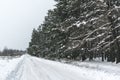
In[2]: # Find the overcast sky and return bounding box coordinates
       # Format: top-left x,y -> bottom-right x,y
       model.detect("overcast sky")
0,0 -> 55,50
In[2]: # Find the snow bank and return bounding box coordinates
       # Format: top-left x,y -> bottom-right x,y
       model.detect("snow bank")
0,56 -> 23,80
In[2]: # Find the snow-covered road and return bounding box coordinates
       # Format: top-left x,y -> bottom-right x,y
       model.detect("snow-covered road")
6,55 -> 88,80
0,55 -> 120,80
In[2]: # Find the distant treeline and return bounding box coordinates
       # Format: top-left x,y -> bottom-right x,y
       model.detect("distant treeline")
0,48 -> 25,56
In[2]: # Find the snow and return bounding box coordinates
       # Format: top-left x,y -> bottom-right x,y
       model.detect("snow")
0,55 -> 120,80
99,0 -> 104,2
6,55 -> 88,80
90,17 -> 98,21
114,5 -> 120,9
71,60 -> 120,76
0,56 -> 24,80
74,20 -> 87,27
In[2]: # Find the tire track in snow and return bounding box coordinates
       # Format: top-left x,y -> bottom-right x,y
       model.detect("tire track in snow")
5,55 -> 120,80
31,57 -> 89,80
5,56 -> 25,80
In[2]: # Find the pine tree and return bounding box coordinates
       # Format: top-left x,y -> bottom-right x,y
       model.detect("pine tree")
28,0 -> 120,63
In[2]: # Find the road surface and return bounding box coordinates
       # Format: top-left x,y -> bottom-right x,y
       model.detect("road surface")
3,55 -> 120,80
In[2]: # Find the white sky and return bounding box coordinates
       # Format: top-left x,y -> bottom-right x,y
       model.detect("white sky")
0,0 -> 55,50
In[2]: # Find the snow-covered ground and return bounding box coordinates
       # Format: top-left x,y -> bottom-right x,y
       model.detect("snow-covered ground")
0,55 -> 120,80
0,56 -> 24,80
